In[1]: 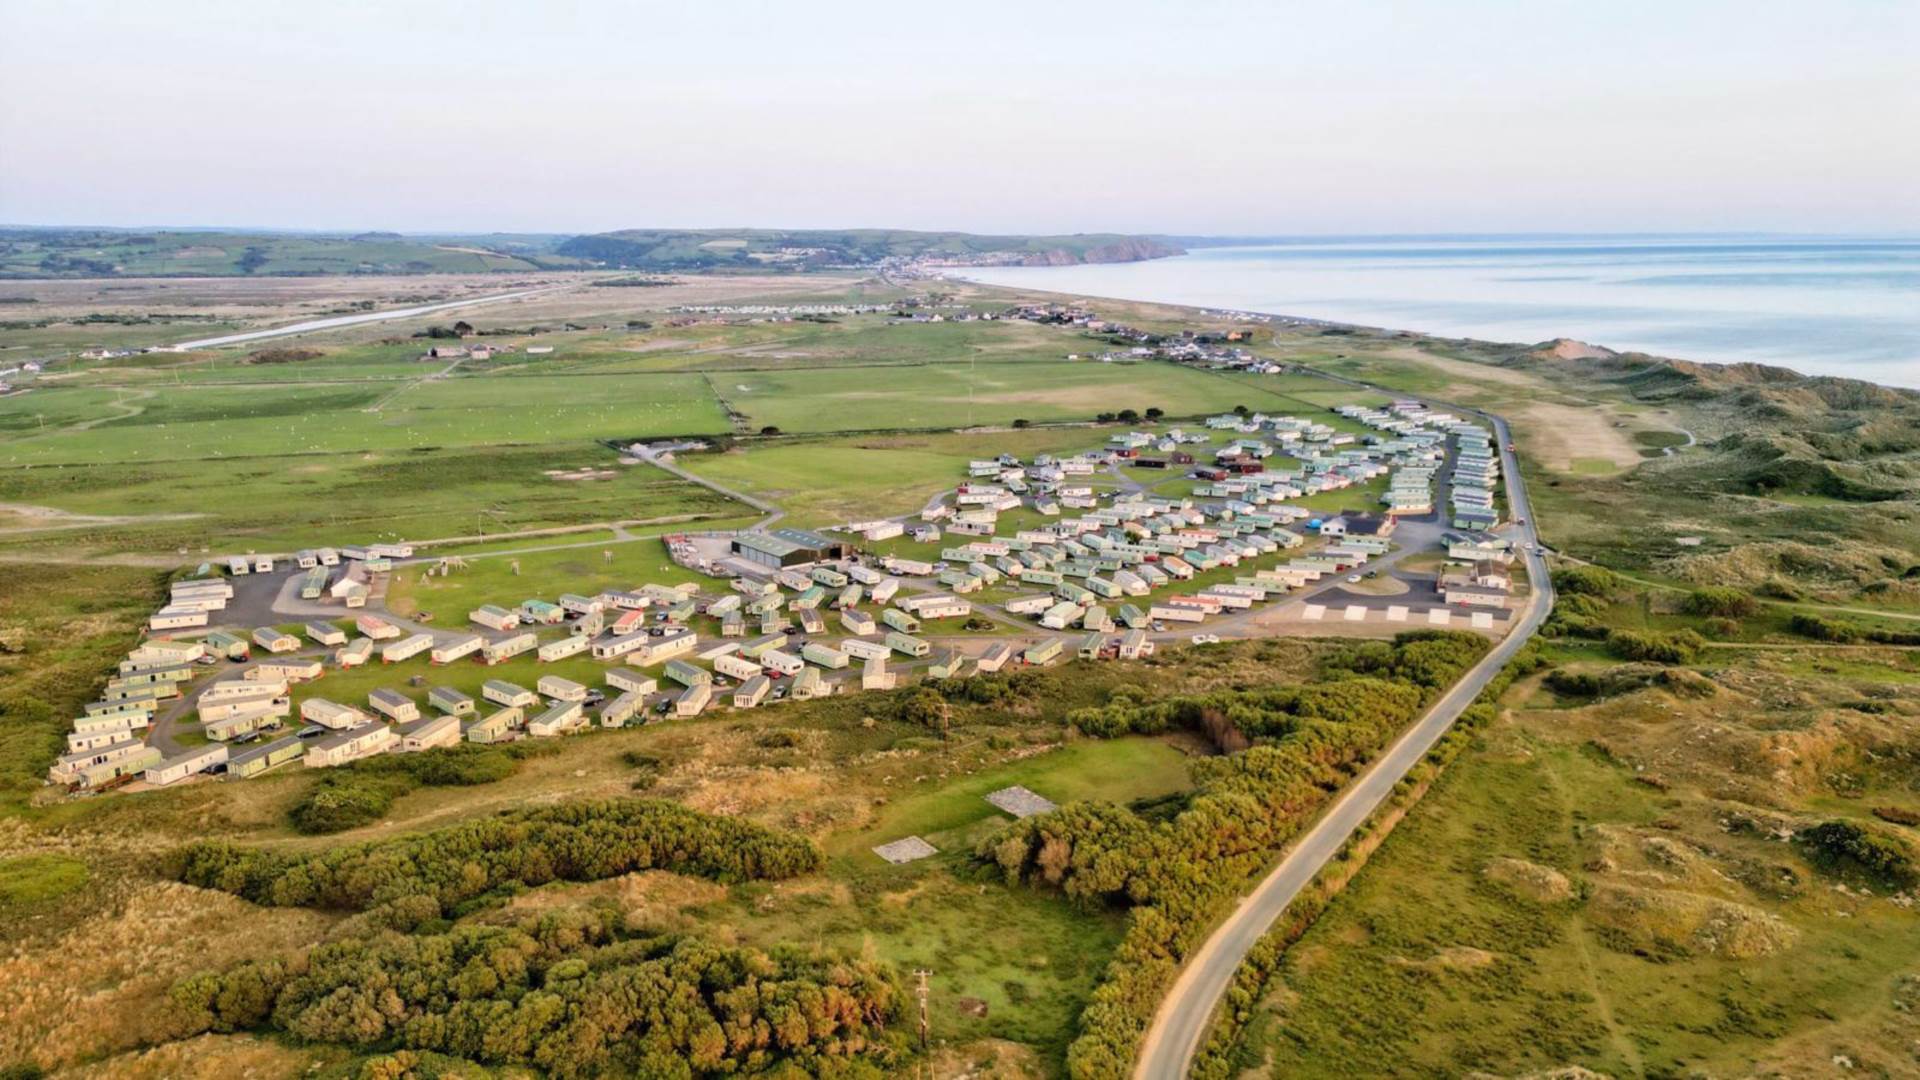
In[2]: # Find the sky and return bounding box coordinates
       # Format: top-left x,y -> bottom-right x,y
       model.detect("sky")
2,0 -> 1916,236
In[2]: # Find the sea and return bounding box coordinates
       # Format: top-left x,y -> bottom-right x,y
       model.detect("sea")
951,236 -> 1920,389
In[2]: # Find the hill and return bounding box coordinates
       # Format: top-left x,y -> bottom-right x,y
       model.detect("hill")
0,228 -> 588,278
554,228 -> 1184,271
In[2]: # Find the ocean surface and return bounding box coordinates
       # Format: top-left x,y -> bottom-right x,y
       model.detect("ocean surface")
953,236 -> 1920,389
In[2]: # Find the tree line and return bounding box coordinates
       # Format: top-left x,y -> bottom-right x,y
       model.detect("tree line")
975,631 -> 1490,1077
176,799 -> 824,923
168,906 -> 905,1078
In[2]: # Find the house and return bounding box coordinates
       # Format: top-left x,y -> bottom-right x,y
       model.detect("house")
368,688 -> 419,723
431,633 -> 484,664
860,656 -> 896,691
600,691 -> 642,728
428,686 -> 475,716
335,638 -> 373,667
306,723 -> 399,767
249,658 -> 323,683
470,604 -> 520,631
605,668 -> 657,696
149,607 -> 209,631
976,642 -> 1014,672
397,713 -> 461,752
355,615 -> 401,640
673,683 -> 712,717
663,659 -> 709,688
1023,640 -> 1064,666
144,745 -> 228,786
382,632 -> 433,663
226,735 -> 305,778
304,622 -> 347,647
528,701 -> 586,737
482,680 -> 537,708
1344,512 -> 1397,538
466,707 -> 523,743
537,675 -> 588,702
732,675 -> 771,709
301,698 -> 367,730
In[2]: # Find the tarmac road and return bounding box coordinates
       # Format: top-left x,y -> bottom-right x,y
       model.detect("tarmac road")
167,286 -> 569,350
1133,411 -> 1551,1078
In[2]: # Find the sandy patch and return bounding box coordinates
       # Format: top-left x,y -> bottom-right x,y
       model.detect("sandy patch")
1585,883 -> 1797,959
1507,400 -> 1643,472
1484,857 -> 1574,903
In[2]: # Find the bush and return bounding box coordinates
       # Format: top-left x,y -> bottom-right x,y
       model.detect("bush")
1553,565 -> 1621,597
1683,586 -> 1757,617
1605,628 -> 1705,664
1796,820 -> 1917,888
287,744 -> 531,834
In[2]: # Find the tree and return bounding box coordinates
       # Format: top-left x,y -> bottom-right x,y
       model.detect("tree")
760,426 -> 782,436
452,320 -> 474,336
1116,409 -> 1140,423
1012,418 -> 1031,429
1233,404 -> 1250,416
1144,407 -> 1164,420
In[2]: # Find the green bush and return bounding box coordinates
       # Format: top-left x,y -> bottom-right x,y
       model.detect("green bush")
1796,820 -> 1917,888
1605,628 -> 1705,664
1683,586 -> 1757,617
1552,565 -> 1621,597
287,744 -> 537,834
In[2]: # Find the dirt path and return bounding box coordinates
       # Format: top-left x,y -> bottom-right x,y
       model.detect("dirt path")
365,356 -> 463,413
0,500 -> 203,536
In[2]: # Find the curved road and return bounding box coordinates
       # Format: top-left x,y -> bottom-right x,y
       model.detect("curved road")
1135,412 -> 1554,1078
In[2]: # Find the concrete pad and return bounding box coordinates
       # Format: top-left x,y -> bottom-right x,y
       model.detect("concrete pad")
1344,605 -> 1367,621
1385,606 -> 1409,622
872,836 -> 938,864
985,785 -> 1058,819
1470,611 -> 1495,629
1427,608 -> 1452,626
1302,604 -> 1325,621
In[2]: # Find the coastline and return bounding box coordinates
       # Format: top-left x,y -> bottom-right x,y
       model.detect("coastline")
943,238 -> 1920,390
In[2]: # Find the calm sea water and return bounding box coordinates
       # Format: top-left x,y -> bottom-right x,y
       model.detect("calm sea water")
954,236 -> 1920,389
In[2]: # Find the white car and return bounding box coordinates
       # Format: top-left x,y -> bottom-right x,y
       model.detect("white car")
1190,633 -> 1221,645
1346,574 -> 1362,583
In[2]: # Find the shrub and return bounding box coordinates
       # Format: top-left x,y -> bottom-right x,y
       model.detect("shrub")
1683,586 -> 1757,617
1605,628 -> 1705,664
1553,565 -> 1621,597
1796,820 -> 1917,888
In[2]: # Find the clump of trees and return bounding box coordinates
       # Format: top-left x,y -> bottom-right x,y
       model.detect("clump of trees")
1552,565 -> 1621,598
178,799 -> 823,921
168,906 -> 905,1077
288,742 -> 551,834
981,632 -> 1489,1077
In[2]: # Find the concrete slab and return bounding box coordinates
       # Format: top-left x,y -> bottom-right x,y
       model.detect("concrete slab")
986,785 -> 1058,819
1385,606 -> 1409,622
1302,604 -> 1326,621
872,836 -> 938,864
1428,608 -> 1452,626
1470,611 -> 1495,629
1343,605 -> 1367,621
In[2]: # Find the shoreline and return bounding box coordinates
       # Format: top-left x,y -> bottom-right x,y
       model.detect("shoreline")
942,240 -> 1920,391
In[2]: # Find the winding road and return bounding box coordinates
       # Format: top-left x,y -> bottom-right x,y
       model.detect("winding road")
1133,412 -> 1554,1078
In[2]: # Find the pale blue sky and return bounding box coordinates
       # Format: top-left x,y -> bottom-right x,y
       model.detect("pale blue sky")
2,0 -> 1914,235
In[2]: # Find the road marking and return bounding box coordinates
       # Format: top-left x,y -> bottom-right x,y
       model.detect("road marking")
1471,611 -> 1494,629
1385,605 -> 1409,622
1428,608 -> 1452,625
1301,604 -> 1325,621
1343,605 -> 1366,621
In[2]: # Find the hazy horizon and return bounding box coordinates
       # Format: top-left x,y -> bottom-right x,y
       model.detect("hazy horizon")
3,0 -> 1915,236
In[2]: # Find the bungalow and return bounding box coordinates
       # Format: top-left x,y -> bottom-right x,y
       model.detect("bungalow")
428,686 -> 475,715
928,650 -> 967,679
470,604 -> 520,631
790,667 -> 830,700
1023,640 -> 1064,666
397,713 -> 461,752
605,668 -> 658,695
204,704 -> 284,742
249,658 -> 323,683
355,615 -> 402,641
761,649 -> 804,677
860,656 -> 896,691
732,675 -> 772,709
381,632 -> 434,664
528,701 -> 586,737
304,622 -> 348,647
600,691 -> 642,728
482,680 -> 537,709
840,608 -> 878,635
301,698 -> 367,730
305,723 -> 399,768
714,652 -> 763,681
465,707 -> 523,743
128,639 -> 206,666
144,745 -> 228,786
800,642 -> 848,669
431,633 -> 484,664
537,634 -> 590,662
226,735 -> 305,778
335,637 -> 374,667
976,642 -> 1014,673
482,632 -> 539,664
673,683 -> 712,717
841,638 -> 891,663
885,631 -> 930,658
537,675 -> 588,702
368,688 -> 419,723
150,607 -> 209,631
